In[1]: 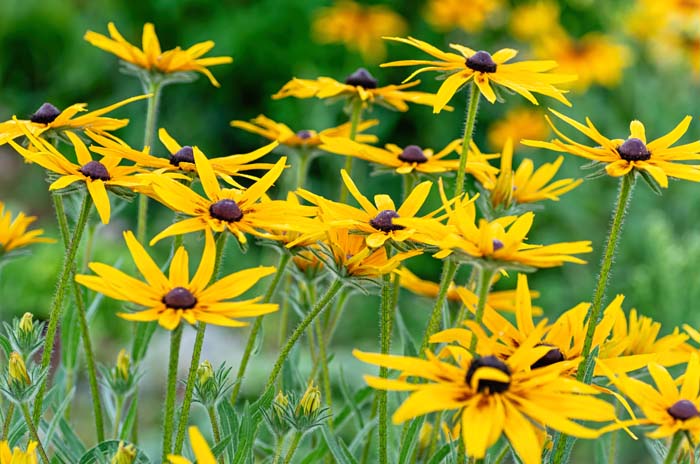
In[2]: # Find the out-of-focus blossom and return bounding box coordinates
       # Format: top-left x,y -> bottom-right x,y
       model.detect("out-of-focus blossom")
487,107 -> 549,149
425,0 -> 503,33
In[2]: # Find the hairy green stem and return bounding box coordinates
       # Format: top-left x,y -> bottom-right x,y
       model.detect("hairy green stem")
283,431 -> 303,464
419,259 -> 459,355
663,432 -> 683,464
208,405 -> 222,444
162,325 -> 184,461
113,395 -> 124,439
378,273 -> 394,464
137,80 -> 163,244
1,403 -> 13,440
468,267 -> 495,352
314,318 -> 333,429
21,403 -> 49,463
454,82 -> 481,197
339,97 -> 363,203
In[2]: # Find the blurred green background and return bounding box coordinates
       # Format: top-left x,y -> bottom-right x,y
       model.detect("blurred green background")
1,0 -> 699,461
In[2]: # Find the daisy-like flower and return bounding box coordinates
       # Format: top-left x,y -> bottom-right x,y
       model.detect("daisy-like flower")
148,152 -> 315,245
0,201 -> 55,255
0,95 -> 149,147
487,107 -> 549,149
231,114 -> 379,148
425,0 -> 503,33
76,230 -> 278,330
9,130 -> 145,224
381,36 -> 576,113
319,136 -> 498,184
167,426 -> 215,464
272,67 -> 447,112
84,22 -> 233,87
0,440 -> 38,464
523,110 -> 700,187
485,138 -> 582,210
311,1 -> 407,62
354,336 -> 615,464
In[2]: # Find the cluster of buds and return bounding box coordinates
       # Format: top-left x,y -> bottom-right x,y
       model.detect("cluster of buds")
1,312 -> 45,359
0,351 -> 46,404
192,360 -> 234,408
264,382 -> 328,435
99,349 -> 139,398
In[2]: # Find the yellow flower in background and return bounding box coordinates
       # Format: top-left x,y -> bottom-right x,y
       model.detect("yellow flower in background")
354,339 -> 615,464
0,201 -> 54,254
76,230 -> 278,330
486,138 -> 582,209
425,0 -> 503,33
272,68 -> 447,112
487,107 -> 549,150
167,426 -> 216,464
9,130 -> 145,224
382,37 -> 576,113
312,1 -> 407,62
509,1 -> 562,42
0,440 -> 38,464
0,95 -> 149,147
84,22 -> 233,87
524,110 -> 700,187
231,114 -> 379,148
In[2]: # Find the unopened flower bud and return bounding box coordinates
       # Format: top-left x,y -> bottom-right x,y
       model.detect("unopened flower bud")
116,349 -> 130,382
197,360 -> 214,387
19,313 -> 34,334
273,390 -> 290,418
110,441 -> 137,464
297,382 -> 321,416
9,352 -> 30,385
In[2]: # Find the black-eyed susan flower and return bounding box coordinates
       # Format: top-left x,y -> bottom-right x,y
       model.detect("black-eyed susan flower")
487,107 -> 549,150
425,0 -> 503,33
84,23 -> 232,87
311,1 -> 407,62
76,230 -> 278,330
167,426 -> 215,464
0,201 -> 55,256
381,36 -> 576,113
9,130 -> 145,224
0,95 -> 149,147
272,67 -> 446,112
354,337 -> 616,464
509,0 -> 562,42
524,110 -> 700,187
0,440 -> 38,464
149,153 -> 315,245
231,114 -> 379,148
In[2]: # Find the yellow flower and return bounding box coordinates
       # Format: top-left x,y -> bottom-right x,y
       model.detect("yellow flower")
84,23 -> 232,87
381,37 -> 576,113
272,67 -> 447,112
8,352 -> 30,385
424,0 -> 503,33
312,1 -> 407,62
231,114 -> 379,148
354,338 -> 615,464
523,110 -> 700,187
297,381 -> 322,415
486,138 -> 582,209
167,426 -> 216,464
0,95 -> 149,147
0,201 -> 54,254
0,440 -> 38,464
509,1 -> 562,42
487,107 -> 549,150
76,230 -> 278,330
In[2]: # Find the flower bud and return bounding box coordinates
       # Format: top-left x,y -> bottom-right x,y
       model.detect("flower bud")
273,390 -> 290,418
116,349 -> 131,382
19,312 -> 34,334
197,360 -> 214,387
297,382 -> 321,416
9,352 -> 30,385
110,441 -> 137,464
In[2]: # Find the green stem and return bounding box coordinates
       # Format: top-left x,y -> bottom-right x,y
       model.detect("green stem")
137,81 -> 163,244
339,97 -> 363,203
1,403 -> 13,440
278,275 -> 292,348
230,253 -> 291,404
272,435 -> 285,464
21,403 -> 49,464
113,395 -> 124,439
454,82 -> 481,198
468,267 -> 495,352
33,194 -> 92,423
296,147 -> 312,190
162,325 -> 184,461
208,406 -> 222,444
663,432 -> 683,464
264,280 -> 344,392
607,402 -> 620,464
419,259 -> 459,355
378,273 -> 394,464
283,431 -> 303,464
314,318 -> 333,429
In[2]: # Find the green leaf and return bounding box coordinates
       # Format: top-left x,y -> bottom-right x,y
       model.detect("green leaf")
118,398 -> 139,441
338,367 -> 364,429
426,442 -> 452,464
46,387 -> 75,447
77,440 -> 151,463
131,322 -> 158,363
398,416 -> 424,463
321,424 -> 358,464
637,169 -> 664,195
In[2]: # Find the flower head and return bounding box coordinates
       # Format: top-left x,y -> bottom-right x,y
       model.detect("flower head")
0,201 -> 54,256
85,23 -> 233,87
487,107 -> 549,150
382,36 -> 576,113
76,230 -> 278,330
167,426 -> 216,464
297,381 -> 322,416
425,0 -> 502,33
0,440 -> 38,464
8,352 -> 30,386
524,110 -> 700,188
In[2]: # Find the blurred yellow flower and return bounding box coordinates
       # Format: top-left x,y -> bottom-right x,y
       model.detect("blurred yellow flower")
487,107 -> 549,150
509,1 -> 562,42
0,440 -> 38,464
85,22 -> 233,87
425,0 -> 503,33
0,201 -> 54,254
167,426 -> 215,464
312,1 -> 407,62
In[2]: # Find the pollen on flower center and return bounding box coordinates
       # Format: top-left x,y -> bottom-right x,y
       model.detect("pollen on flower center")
370,209 -> 404,232
531,344 -> 565,369
79,160 -> 111,181
344,68 -> 378,89
466,355 -> 511,393
162,287 -> 197,309
466,51 -> 497,73
617,138 -> 651,161
30,102 -> 61,124
209,199 -> 243,222
492,239 -> 504,251
169,146 -> 195,166
398,145 -> 428,163
667,399 -> 700,421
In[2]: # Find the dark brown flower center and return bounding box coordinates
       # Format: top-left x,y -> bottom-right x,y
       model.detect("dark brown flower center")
169,146 -> 195,166
492,239 -> 504,251
209,199 -> 243,222
466,51 -> 497,73
370,209 -> 404,232
398,145 -> 428,163
296,130 -> 314,140
30,103 -> 61,124
162,287 -> 197,309
531,344 -> 565,369
465,355 -> 511,393
79,161 -> 111,181
668,400 -> 700,421
617,138 -> 650,161
344,68 -> 378,89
